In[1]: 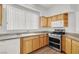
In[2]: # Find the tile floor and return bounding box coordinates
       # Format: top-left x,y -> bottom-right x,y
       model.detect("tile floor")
31,46 -> 63,54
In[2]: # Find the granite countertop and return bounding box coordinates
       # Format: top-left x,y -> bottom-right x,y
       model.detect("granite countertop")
0,29 -> 79,42
0,29 -> 53,35
0,29 -> 50,40
65,33 -> 79,42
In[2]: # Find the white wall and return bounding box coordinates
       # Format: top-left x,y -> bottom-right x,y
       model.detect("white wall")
75,5 -> 79,33
41,4 -> 72,16
0,26 -> 2,31
75,12 -> 79,33
66,12 -> 76,33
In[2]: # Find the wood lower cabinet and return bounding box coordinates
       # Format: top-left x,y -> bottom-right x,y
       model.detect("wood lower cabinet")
72,40 -> 79,54
39,34 -> 48,48
39,37 -> 44,48
62,35 -> 79,54
61,35 -> 66,52
21,37 -> 32,54
20,34 -> 49,54
32,36 -> 40,51
43,36 -> 48,46
65,37 -> 72,54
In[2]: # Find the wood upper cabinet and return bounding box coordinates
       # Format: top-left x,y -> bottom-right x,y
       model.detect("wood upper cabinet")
40,13 -> 68,28
65,37 -> 72,54
32,36 -> 40,51
58,14 -> 63,20
20,37 -> 33,54
40,16 -> 48,27
63,13 -> 68,27
72,40 -> 79,54
51,13 -> 68,27
52,16 -> 57,21
0,4 -> 2,25
47,17 -> 52,27
61,35 -> 66,52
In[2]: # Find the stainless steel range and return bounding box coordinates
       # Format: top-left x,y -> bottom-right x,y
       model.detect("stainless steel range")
49,28 -> 65,52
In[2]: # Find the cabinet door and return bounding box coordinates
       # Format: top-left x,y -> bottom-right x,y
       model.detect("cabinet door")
22,38 -> 32,54
32,37 -> 39,51
61,35 -> 66,52
40,16 -> 48,27
48,17 -> 52,27
43,36 -> 48,46
46,36 -> 49,45
0,4 -> 2,25
63,13 -> 68,27
72,40 -> 79,54
52,16 -> 57,21
65,37 -> 72,54
39,37 -> 44,48
58,14 -> 63,20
